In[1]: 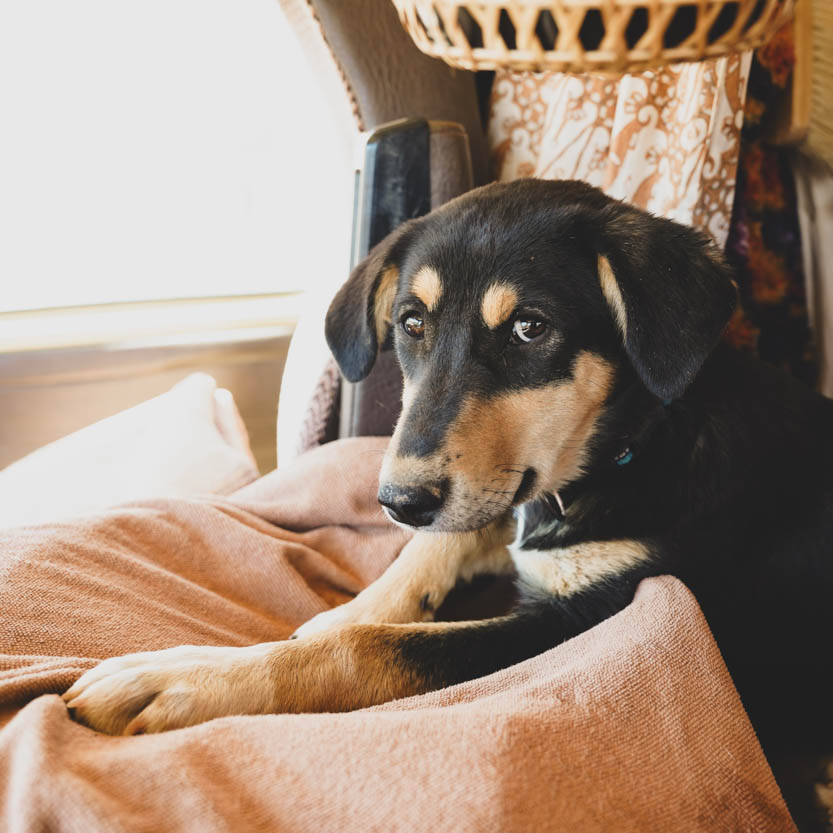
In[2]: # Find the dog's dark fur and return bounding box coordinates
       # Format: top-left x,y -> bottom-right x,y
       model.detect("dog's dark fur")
327,178 -> 833,760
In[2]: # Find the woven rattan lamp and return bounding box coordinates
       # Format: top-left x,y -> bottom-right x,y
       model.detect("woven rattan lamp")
393,0 -> 795,73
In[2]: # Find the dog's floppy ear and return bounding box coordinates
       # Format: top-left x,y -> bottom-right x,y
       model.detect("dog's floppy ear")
325,222 -> 416,383
595,209 -> 737,400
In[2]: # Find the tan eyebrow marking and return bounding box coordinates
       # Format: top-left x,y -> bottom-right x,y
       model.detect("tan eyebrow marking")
481,282 -> 518,329
598,255 -> 627,339
374,266 -> 400,343
410,267 -> 443,312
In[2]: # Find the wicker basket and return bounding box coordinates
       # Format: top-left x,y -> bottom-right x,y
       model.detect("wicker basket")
393,0 -> 795,73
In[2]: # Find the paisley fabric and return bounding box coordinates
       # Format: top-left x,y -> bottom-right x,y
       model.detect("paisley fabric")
488,53 -> 752,246
725,27 -> 817,384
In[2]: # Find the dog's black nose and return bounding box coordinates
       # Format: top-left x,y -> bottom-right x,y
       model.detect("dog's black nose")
378,483 -> 446,528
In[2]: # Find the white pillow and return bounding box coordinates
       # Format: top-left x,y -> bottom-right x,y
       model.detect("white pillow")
0,373 -> 259,529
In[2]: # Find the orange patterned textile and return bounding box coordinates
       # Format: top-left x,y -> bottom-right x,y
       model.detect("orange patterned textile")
488,53 -> 752,247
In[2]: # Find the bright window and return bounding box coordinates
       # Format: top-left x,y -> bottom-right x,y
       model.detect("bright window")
0,0 -> 353,313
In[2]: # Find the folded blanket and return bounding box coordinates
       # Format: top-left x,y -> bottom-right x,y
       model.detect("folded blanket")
0,437 -> 795,832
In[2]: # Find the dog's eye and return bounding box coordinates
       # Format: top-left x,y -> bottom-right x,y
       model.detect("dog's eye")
401,314 -> 425,340
509,318 -> 547,345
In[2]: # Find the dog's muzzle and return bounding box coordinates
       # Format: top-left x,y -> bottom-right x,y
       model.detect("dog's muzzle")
378,481 -> 448,528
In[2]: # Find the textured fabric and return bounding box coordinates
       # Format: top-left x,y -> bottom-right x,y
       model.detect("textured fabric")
0,436 -> 794,832
0,373 -> 259,530
489,53 -> 751,246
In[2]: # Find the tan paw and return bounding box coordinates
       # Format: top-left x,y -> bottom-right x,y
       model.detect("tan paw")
291,605 -> 359,640
62,643 -> 278,735
291,592 -> 433,639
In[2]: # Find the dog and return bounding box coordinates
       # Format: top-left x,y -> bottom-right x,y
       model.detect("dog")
64,180 -> 833,774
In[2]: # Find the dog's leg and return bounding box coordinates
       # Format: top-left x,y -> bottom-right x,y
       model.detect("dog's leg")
64,601 -> 583,736
63,537 -> 652,735
291,517 -> 515,638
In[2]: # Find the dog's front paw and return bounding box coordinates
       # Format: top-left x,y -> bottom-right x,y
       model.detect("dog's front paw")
62,643 -> 278,735
291,590 -> 434,639
291,603 -> 366,640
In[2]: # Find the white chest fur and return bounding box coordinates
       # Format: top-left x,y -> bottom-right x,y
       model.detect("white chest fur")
508,539 -> 651,598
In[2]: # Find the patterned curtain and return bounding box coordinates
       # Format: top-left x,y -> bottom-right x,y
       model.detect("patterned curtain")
488,54 -> 752,247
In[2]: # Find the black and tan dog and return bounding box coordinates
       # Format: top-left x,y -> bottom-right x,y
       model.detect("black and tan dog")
64,181 -> 833,769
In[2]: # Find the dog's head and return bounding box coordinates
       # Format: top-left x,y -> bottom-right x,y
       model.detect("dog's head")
326,180 -> 736,532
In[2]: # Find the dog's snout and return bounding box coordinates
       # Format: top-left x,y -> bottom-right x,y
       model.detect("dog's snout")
378,482 -> 446,528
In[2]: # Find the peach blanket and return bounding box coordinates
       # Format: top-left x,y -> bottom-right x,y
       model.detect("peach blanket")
0,437 -> 794,831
